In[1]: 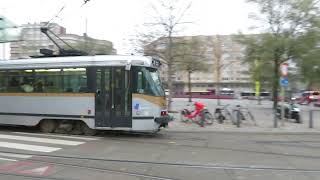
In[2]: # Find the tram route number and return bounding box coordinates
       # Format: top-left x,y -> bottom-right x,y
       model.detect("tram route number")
151,59 -> 161,68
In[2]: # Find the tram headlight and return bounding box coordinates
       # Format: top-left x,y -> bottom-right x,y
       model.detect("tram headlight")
161,110 -> 168,116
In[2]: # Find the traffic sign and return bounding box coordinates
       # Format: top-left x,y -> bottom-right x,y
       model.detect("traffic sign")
280,77 -> 289,87
280,63 -> 289,77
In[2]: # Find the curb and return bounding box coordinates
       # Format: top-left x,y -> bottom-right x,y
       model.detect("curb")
164,129 -> 320,135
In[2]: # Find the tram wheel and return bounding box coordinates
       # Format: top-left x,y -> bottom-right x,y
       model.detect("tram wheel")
80,122 -> 97,136
39,119 -> 58,133
70,121 -> 83,135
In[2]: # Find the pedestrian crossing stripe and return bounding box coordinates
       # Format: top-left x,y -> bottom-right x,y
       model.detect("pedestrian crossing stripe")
0,152 -> 32,159
0,157 -> 17,162
0,134 -> 85,146
0,132 -> 96,159
13,132 -> 100,141
0,142 -> 61,153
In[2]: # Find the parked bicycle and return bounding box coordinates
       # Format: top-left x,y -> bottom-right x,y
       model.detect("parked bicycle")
214,104 -> 233,124
232,105 -> 256,126
180,102 -> 214,127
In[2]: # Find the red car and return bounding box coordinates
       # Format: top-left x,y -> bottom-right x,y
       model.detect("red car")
298,91 -> 320,105
315,98 -> 320,107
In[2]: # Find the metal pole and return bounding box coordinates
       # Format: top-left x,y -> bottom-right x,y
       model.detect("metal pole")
281,86 -> 285,126
274,108 -> 278,128
2,43 -> 6,60
309,110 -> 313,129
236,109 -> 240,128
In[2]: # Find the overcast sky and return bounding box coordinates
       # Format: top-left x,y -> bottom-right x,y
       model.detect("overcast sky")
0,0 -> 258,55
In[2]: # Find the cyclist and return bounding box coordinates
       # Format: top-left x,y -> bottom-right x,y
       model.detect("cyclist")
186,102 -> 205,126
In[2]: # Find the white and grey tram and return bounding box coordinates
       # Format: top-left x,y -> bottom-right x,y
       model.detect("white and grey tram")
0,55 -> 171,135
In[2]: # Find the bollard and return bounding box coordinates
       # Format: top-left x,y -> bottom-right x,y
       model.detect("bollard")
236,110 -> 241,128
309,110 -> 313,129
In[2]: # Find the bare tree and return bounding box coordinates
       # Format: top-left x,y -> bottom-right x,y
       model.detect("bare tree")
132,0 -> 193,110
211,35 -> 238,105
174,37 -> 208,102
212,35 -> 223,105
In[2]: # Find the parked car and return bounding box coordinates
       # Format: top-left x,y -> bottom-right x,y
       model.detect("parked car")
298,91 -> 320,104
315,98 -> 320,107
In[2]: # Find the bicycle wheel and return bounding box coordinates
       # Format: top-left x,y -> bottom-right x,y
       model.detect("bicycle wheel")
239,112 -> 246,120
225,109 -> 232,120
248,111 -> 255,121
204,112 -> 214,125
180,113 -> 190,123
218,115 -> 225,124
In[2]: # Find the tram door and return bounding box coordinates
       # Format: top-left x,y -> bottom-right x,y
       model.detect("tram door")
95,67 -> 131,128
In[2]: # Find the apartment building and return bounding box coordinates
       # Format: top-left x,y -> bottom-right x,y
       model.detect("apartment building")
10,22 -> 116,59
148,35 -> 253,93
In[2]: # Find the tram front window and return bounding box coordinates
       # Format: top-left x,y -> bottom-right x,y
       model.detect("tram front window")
133,67 -> 165,97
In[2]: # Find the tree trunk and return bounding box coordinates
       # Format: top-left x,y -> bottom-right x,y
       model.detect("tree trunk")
216,82 -> 221,105
167,32 -> 174,111
258,95 -> 262,105
167,63 -> 173,111
188,70 -> 192,102
216,63 -> 221,106
273,60 -> 280,110
307,82 -> 313,90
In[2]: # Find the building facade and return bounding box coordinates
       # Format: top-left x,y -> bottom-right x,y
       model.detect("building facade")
10,22 -> 116,59
149,35 -> 253,94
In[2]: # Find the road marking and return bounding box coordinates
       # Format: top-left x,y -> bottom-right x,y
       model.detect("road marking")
0,153 -> 32,159
0,157 -> 17,162
0,142 -> 61,152
19,165 -> 53,176
0,161 -> 33,171
0,134 -> 84,146
13,132 -> 100,141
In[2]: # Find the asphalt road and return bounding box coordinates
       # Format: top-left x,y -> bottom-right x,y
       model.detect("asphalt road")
0,127 -> 319,180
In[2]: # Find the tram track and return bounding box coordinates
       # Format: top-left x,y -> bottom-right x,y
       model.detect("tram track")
0,150 -> 319,174
1,127 -> 320,160
97,136 -> 320,160
0,172 -> 66,180
0,152 -> 178,180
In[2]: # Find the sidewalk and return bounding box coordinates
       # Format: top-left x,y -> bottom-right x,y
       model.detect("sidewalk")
166,120 -> 320,134
166,113 -> 320,134
167,98 -> 320,134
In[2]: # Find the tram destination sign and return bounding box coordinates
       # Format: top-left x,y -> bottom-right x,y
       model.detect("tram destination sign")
151,58 -> 161,68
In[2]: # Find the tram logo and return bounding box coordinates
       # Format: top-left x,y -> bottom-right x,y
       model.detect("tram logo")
134,103 -> 140,110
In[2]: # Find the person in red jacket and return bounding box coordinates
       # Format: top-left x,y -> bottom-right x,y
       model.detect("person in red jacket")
187,102 -> 205,119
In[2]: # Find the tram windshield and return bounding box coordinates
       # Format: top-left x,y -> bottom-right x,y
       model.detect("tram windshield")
133,67 -> 165,97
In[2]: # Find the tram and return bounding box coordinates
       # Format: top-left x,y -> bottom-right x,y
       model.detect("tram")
0,55 -> 171,135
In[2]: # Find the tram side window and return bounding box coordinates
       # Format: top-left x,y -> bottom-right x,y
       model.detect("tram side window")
0,71 -> 8,92
0,68 -> 88,93
34,69 -> 62,93
7,70 -> 35,93
63,68 -> 88,93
